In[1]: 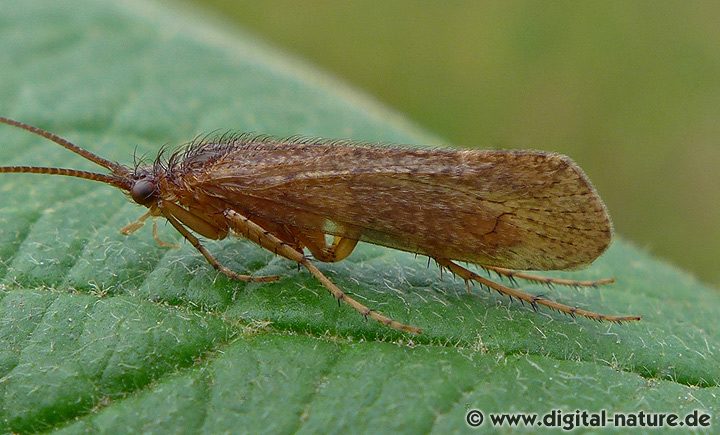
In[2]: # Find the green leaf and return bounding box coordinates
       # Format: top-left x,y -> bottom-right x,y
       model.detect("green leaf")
0,0 -> 717,433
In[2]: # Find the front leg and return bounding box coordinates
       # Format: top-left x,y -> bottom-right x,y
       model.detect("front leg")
223,209 -> 421,334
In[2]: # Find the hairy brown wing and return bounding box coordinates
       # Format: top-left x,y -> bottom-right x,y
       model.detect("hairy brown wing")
189,142 -> 612,270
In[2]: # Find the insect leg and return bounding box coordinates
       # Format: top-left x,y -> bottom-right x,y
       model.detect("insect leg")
483,266 -> 614,287
224,209 -> 421,334
162,212 -> 280,283
299,232 -> 359,262
120,211 -> 152,235
151,219 -> 180,249
121,211 -> 178,248
435,258 -> 640,323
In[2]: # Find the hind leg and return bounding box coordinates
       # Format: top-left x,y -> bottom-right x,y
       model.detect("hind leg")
436,258 -> 640,323
299,231 -> 359,263
483,266 -> 614,287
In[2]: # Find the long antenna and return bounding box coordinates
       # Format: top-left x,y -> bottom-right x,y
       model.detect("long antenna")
0,165 -> 130,190
0,117 -> 132,190
0,117 -> 129,175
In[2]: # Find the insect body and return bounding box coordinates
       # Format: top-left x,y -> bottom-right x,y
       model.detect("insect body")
0,117 -> 640,333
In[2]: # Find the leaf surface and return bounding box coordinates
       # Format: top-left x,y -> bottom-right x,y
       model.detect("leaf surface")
0,1 -> 717,432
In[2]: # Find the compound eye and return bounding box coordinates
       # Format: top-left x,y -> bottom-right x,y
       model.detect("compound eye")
131,179 -> 156,206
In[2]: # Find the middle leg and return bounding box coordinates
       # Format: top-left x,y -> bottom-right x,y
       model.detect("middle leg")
163,212 -> 279,283
224,209 -> 421,334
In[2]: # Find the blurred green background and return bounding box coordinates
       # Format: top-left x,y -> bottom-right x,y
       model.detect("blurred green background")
186,0 -> 720,286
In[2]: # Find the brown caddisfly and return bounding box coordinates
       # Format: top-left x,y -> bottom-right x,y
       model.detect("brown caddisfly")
0,117 -> 640,333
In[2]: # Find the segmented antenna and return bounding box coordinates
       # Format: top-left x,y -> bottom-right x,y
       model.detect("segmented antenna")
0,117 -> 132,190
